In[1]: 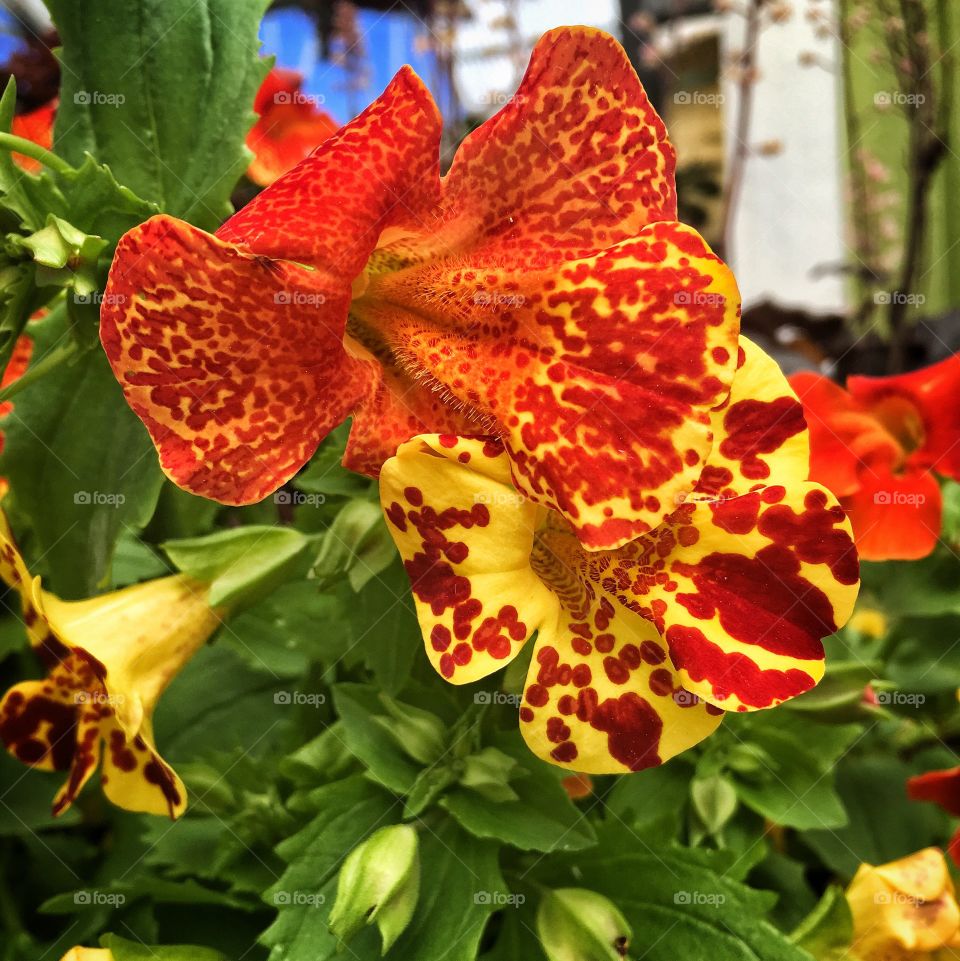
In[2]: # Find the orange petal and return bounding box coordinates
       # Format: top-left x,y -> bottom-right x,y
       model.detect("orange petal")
842,467 -> 941,561
365,220 -> 740,549
440,26 -> 677,266
219,65 -> 441,279
100,215 -> 368,504
246,68 -> 339,186
10,100 -> 56,173
848,353 -> 960,481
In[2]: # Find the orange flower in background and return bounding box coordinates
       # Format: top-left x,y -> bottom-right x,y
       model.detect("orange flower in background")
0,334 -> 33,496
101,27 -> 741,552
379,341 -> 859,773
10,99 -> 56,172
846,848 -> 960,960
790,355 -> 960,560
246,67 -> 339,186
908,766 -> 960,865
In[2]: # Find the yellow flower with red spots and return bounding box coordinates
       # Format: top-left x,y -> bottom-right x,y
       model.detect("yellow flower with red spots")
846,848 -> 960,960
0,510 -> 221,818
791,355 -> 960,560
100,26 -> 740,551
379,340 -> 859,773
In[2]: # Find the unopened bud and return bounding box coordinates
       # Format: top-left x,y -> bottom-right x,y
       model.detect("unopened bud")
373,695 -> 446,764
328,824 -> 420,952
537,888 -> 632,961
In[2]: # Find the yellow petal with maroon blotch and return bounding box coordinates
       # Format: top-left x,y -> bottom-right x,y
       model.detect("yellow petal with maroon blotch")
694,338 -> 809,498
99,715 -> 185,819
380,434 -> 557,683
613,483 -> 858,712
519,590 -> 722,774
367,220 -> 740,550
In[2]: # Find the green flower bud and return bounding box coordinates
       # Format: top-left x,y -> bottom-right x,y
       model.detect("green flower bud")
328,824 -> 420,953
537,888 -> 632,961
373,694 -> 446,765
459,747 -> 523,803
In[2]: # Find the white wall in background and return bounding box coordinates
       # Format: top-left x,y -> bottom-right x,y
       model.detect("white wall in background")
720,9 -> 848,314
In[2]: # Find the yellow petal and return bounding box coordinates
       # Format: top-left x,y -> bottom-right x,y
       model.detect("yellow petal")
380,434 -> 557,684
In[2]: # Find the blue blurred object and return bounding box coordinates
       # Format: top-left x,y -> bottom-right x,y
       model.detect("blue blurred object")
0,8 -> 24,63
260,6 -> 450,126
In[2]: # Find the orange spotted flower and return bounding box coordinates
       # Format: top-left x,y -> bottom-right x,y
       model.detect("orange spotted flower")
246,67 -> 339,186
0,510 -> 221,818
101,26 -> 743,552
379,340 -> 859,773
790,355 -> 960,560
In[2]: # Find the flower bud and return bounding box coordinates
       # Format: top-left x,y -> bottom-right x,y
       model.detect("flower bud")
328,824 -> 420,952
537,888 -> 632,961
373,695 -> 446,765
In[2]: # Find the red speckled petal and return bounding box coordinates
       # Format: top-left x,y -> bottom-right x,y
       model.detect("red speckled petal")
364,220 -> 740,549
908,766 -> 960,818
0,675 -> 78,775
341,345 -> 478,475
246,68 -> 340,187
101,215 -> 370,504
591,484 -> 859,712
438,26 -> 676,268
220,66 -> 441,280
790,371 -> 897,499
379,434 -> 557,684
519,590 -> 722,774
842,467 -> 941,561
847,354 -> 960,481
696,338 -> 808,498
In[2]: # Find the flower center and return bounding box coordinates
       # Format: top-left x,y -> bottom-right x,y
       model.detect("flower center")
870,395 -> 925,466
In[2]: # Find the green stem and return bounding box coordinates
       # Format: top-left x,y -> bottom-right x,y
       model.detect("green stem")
0,337 -> 79,403
0,132 -> 72,175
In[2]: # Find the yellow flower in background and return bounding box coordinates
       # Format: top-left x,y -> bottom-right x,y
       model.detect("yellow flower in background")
848,607 -> 889,641
60,949 -> 113,961
0,509 -> 222,818
846,848 -> 960,960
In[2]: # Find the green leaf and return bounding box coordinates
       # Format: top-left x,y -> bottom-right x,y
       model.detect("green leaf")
313,500 -> 397,593
801,756 -> 952,878
886,614 -> 960,694
724,712 -> 863,830
0,310 -> 164,597
386,819 -> 504,961
47,0 -> 271,230
332,685 -> 423,793
164,526 -> 314,610
790,886 -> 854,961
101,933 -> 228,961
442,744 -> 597,852
565,823 -> 811,961
261,776 -> 396,961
